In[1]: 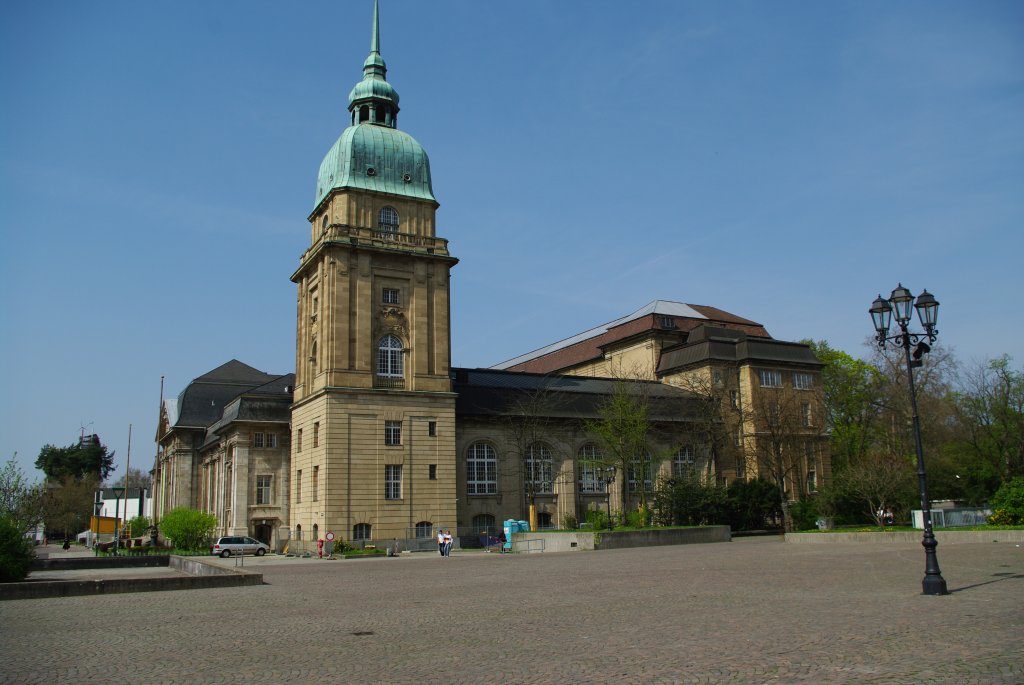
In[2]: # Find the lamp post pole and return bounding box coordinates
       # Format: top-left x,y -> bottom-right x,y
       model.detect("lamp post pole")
869,284 -> 948,596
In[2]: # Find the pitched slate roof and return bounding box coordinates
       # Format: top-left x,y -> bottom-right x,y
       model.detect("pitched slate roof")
453,368 -> 703,422
173,360 -> 283,429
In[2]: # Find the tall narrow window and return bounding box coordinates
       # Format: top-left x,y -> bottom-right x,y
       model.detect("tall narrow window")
801,402 -> 812,427
384,420 -> 402,446
525,443 -> 553,494
467,442 -> 497,495
378,206 -> 399,234
312,465 -> 319,502
385,465 -> 402,500
313,422 -> 319,448
628,455 -> 653,492
377,335 -> 404,378
253,432 -> 265,448
578,444 -> 603,493
256,476 -> 272,505
296,470 -> 302,504
296,429 -> 303,452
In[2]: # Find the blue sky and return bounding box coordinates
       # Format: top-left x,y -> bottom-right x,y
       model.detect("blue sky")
2,1 -> 1022,482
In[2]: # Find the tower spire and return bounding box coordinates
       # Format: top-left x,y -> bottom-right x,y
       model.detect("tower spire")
349,0 -> 399,127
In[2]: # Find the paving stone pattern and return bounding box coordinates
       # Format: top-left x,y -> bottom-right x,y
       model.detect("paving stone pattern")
1,538 -> 1022,684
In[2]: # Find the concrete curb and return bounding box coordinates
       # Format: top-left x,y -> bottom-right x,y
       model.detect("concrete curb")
1,555 -> 263,601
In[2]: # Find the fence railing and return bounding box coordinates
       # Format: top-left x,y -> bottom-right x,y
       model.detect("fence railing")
912,508 -> 991,529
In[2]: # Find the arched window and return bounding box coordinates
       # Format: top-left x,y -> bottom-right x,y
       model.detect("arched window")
309,340 -> 317,372
466,442 -> 497,495
352,523 -> 371,541
374,105 -> 386,123
359,105 -> 369,123
321,214 -> 328,234
294,524 -> 302,541
472,513 -> 496,534
673,446 -> 695,477
578,444 -> 603,493
377,335 -> 404,378
537,512 -> 553,530
312,523 -> 319,541
415,521 -> 433,539
525,442 -> 553,494
378,206 -> 399,234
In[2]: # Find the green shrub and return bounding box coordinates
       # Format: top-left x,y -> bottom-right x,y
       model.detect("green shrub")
987,509 -> 1016,526
789,498 -> 820,531
127,515 -> 151,537
157,508 -> 218,551
585,508 -> 609,530
560,513 -> 578,530
0,514 -> 34,582
989,478 -> 1024,525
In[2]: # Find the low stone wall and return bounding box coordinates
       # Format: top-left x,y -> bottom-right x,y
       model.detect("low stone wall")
512,526 -> 731,553
1,556 -> 262,601
785,530 -> 1024,544
595,526 -> 731,550
32,555 -> 169,571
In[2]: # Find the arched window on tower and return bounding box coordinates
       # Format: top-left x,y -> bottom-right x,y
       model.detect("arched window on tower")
377,335 -> 404,381
359,105 -> 369,123
378,206 -> 399,234
374,105 -> 386,123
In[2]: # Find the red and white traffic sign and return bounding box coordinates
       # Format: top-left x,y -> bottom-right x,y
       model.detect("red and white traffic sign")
325,531 -> 335,542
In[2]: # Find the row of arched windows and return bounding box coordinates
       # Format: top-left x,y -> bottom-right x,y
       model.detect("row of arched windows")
465,441 -> 704,495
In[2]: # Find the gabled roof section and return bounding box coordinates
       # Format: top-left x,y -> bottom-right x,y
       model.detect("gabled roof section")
493,300 -> 770,373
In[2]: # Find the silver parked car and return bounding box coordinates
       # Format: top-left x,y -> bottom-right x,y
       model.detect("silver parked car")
211,536 -> 270,557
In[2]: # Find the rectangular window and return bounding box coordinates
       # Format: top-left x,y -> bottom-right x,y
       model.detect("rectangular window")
296,428 -> 303,452
735,428 -> 743,446
429,464 -> 437,480
312,465 -> 319,502
253,432 -> 265,448
578,462 -> 601,493
382,287 -> 400,305
793,373 -> 813,390
713,369 -> 723,386
313,422 -> 319,448
385,464 -> 402,500
296,470 -> 302,504
428,421 -> 437,437
266,433 -> 277,449
256,475 -> 272,505
759,369 -> 782,387
385,420 -> 402,446
807,468 -> 818,493
801,402 -> 812,427
730,390 -> 739,409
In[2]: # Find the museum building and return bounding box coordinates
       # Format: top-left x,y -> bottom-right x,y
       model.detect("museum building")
153,2 -> 829,551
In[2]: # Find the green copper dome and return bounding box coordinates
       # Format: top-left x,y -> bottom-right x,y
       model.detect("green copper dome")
314,0 -> 434,209
315,125 -> 435,207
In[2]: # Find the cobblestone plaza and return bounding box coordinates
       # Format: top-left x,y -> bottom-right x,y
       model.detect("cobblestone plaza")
2,538 -> 1022,684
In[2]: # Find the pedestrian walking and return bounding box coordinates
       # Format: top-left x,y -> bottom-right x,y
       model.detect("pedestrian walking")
442,529 -> 453,557
437,528 -> 445,556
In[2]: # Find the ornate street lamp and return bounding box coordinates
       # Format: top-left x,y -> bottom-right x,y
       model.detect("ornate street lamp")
597,466 -> 617,531
870,284 -> 947,595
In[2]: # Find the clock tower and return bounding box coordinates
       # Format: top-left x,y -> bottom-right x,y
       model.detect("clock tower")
289,0 -> 458,545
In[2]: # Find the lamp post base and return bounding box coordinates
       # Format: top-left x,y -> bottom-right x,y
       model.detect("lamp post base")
922,575 -> 948,596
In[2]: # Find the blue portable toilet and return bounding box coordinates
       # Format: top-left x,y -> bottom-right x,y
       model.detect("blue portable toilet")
503,519 -> 532,550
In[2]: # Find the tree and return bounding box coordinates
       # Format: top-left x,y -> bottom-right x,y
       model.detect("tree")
833,447 -> 917,528
585,379 -> 671,523
121,467 -> 152,491
0,457 -> 46,534
158,508 -> 218,551
950,356 -> 1024,492
0,514 -> 34,582
43,475 -> 98,540
127,515 -> 151,537
35,435 -> 115,481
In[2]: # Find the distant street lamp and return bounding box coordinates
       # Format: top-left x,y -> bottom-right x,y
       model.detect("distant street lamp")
869,284 -> 948,596
596,466 -> 617,531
